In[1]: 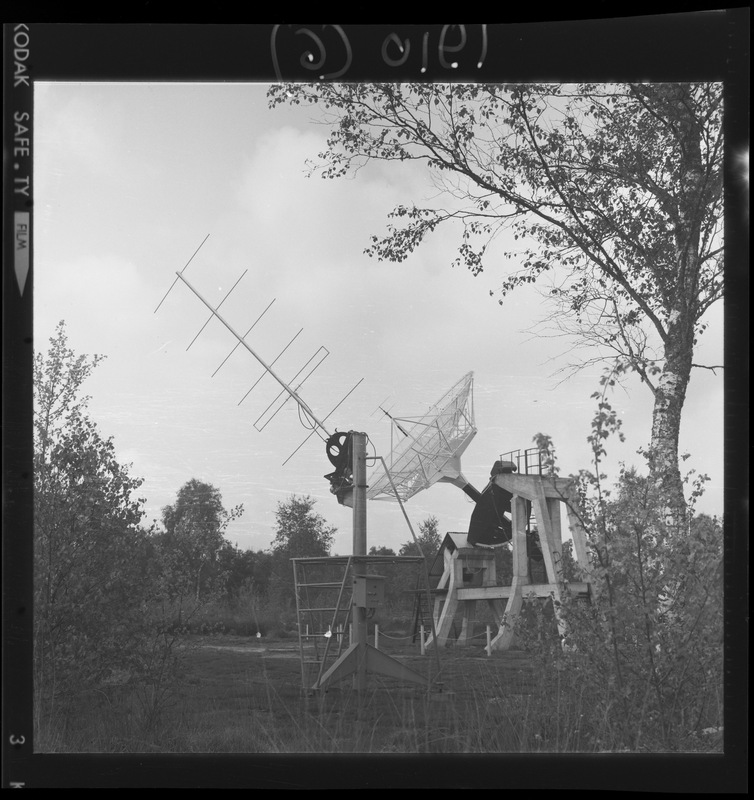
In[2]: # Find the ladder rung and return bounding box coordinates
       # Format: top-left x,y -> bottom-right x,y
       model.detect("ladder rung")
300,607 -> 342,612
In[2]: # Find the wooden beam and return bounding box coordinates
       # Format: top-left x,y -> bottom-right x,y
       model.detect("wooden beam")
565,500 -> 592,579
511,495 -> 529,580
458,582 -> 590,601
426,547 -> 464,648
491,495 -> 530,650
532,480 -> 563,588
493,473 -> 573,499
491,576 -> 524,650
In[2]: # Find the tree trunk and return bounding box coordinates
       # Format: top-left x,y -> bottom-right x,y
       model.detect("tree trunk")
195,561 -> 204,603
649,307 -> 695,532
647,83 -> 706,533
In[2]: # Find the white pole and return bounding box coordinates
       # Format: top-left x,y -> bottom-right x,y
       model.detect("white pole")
420,625 -> 426,656
486,625 -> 491,656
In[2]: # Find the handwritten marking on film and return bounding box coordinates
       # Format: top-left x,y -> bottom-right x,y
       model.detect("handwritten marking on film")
271,25 -> 488,81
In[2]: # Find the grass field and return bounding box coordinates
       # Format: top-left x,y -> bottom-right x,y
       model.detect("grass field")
37,626 -> 724,755
39,631 -> 568,754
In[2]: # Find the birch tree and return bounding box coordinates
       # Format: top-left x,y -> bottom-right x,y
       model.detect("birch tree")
268,82 -> 723,529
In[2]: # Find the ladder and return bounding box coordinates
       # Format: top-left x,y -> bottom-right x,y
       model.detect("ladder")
292,556 -> 355,691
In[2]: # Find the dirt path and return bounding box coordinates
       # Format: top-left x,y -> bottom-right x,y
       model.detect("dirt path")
198,641 -> 301,658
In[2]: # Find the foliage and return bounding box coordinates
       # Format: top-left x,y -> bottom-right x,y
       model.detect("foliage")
33,323 -> 162,718
519,412 -> 723,751
155,479 -> 244,614
268,495 -> 337,611
215,543 -> 273,602
268,81 -> 724,526
270,494 -> 336,559
33,327 -> 275,749
369,545 -> 396,556
399,515 -> 442,559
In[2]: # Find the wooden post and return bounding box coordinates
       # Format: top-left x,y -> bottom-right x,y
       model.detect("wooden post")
432,552 -> 451,621
531,483 -> 567,640
546,496 -> 563,568
490,494 -> 529,650
565,500 -> 592,580
533,482 -> 560,585
544,494 -> 568,640
458,599 -> 477,646
427,547 -> 464,647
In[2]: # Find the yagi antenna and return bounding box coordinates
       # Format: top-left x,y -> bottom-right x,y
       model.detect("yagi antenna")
254,345 -> 329,432
211,298 -> 275,377
282,376 -> 364,466
153,233 -> 211,314
186,270 -> 248,352
236,326 -> 304,408
155,236 -> 363,458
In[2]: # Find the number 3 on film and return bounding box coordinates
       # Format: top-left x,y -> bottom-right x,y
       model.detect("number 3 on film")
7,735 -> 25,789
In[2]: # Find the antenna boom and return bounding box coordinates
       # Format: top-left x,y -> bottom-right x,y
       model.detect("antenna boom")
174,270 -> 332,438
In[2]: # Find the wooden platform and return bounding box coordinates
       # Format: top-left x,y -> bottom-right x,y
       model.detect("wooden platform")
427,474 -> 593,651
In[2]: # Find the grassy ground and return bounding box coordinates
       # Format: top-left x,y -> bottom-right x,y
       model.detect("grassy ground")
39,632 -> 548,753
36,629 -> 724,754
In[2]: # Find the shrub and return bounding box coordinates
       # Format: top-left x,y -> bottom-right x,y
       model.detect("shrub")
515,426 -> 724,752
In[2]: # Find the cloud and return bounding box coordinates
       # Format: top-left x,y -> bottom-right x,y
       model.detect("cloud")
35,253 -> 147,351
36,85 -> 162,190
32,82 -> 726,555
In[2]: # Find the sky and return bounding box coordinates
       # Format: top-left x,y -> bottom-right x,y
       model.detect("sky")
33,82 -> 724,556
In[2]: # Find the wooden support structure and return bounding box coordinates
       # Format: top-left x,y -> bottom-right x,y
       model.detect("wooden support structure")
426,534 -> 505,649
428,474 -> 592,652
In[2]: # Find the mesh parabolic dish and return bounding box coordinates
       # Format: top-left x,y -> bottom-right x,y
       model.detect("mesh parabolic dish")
367,372 -> 477,502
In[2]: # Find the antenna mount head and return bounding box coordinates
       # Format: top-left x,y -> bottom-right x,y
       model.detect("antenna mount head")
491,460 -> 517,477
324,431 -> 355,505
